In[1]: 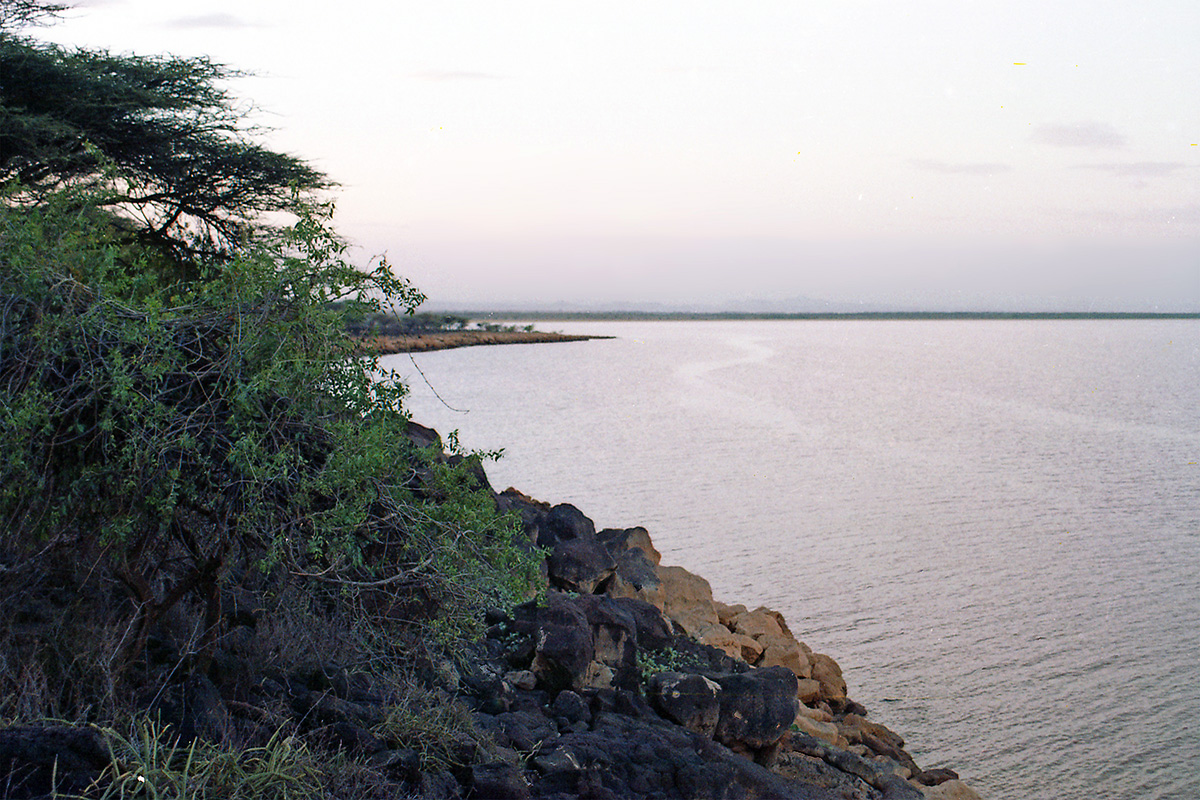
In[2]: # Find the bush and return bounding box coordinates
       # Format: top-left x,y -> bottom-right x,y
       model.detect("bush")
0,186 -> 542,720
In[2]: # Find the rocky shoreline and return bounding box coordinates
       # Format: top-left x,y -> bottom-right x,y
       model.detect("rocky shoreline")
0,422 -> 982,800
358,330 -> 613,354
408,422 -> 983,799
467,473 -> 984,800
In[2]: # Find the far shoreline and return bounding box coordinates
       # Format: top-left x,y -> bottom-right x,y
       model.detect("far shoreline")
357,330 -> 615,355
434,310 -> 1200,322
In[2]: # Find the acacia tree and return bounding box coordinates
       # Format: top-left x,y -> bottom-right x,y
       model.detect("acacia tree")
0,4 -> 328,267
0,0 -> 64,31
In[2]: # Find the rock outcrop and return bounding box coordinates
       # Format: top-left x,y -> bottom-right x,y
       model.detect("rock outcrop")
1,427 -> 981,800
486,478 -> 982,799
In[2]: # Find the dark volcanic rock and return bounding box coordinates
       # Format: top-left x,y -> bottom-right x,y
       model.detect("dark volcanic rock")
713,667 -> 799,752
536,504 -> 597,548
471,761 -> 532,799
647,672 -> 721,736
514,595 -> 596,692
405,420 -> 443,452
511,593 -> 674,693
546,538 -> 616,594
572,595 -> 639,689
550,690 -> 591,728
525,712 -> 839,800
487,710 -> 560,753
0,725 -> 111,799
496,488 -> 551,533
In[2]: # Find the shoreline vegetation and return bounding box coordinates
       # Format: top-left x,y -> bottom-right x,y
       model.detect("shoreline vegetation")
353,308 -> 1199,354
359,329 -> 615,354
343,309 -> 614,353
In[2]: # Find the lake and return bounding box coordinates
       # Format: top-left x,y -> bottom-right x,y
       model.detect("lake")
385,319 -> 1200,800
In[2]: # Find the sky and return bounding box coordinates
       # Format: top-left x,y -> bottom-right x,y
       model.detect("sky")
33,1 -> 1200,311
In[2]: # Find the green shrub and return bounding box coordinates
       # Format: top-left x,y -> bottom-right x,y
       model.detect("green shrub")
0,185 -> 542,714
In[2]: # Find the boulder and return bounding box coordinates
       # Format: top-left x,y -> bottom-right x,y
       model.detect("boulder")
523,711 -> 819,800
487,710 -> 560,753
546,538 -> 615,594
790,714 -> 843,747
699,627 -> 764,663
513,595 -> 595,692
757,634 -> 812,678
470,762 -> 530,799
535,503 -> 596,548
712,666 -> 800,751
596,526 -> 662,565
840,712 -> 919,772
0,725 -> 111,799
758,607 -> 795,638
713,601 -> 748,628
646,672 -> 721,737
573,595 -> 640,690
604,548 -> 665,608
796,679 -> 822,705
839,713 -> 906,752
809,653 -> 847,702
731,608 -> 785,640
795,704 -> 834,723
913,767 -> 960,786
656,565 -> 720,635
919,779 -> 984,800
605,597 -> 673,652
549,690 -> 591,729
404,420 -> 442,452
495,488 -> 550,535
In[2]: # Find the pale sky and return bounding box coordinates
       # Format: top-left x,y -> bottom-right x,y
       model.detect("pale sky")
36,1 -> 1200,311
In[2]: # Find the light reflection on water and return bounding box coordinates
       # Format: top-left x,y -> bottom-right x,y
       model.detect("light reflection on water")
389,320 -> 1200,800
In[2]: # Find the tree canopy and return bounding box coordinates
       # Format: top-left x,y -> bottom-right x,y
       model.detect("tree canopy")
1,6 -> 328,265
0,0 -> 65,31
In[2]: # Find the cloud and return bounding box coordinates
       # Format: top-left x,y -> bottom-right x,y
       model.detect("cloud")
408,70 -> 501,82
909,158 -> 1011,175
165,13 -> 261,30
1031,122 -> 1127,149
1074,162 -> 1190,178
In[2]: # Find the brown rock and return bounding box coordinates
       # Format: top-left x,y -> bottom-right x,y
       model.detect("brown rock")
756,634 -> 812,678
809,653 -> 847,702
582,661 -> 615,689
604,549 -> 665,608
790,714 -> 843,747
713,601 -> 748,627
758,607 -> 794,638
838,714 -> 918,774
841,714 -> 905,751
698,627 -> 763,662
918,779 -> 984,800
656,565 -> 719,635
733,632 -> 765,663
731,608 -> 785,640
597,526 -> 662,566
795,704 -> 833,723
795,679 -> 822,705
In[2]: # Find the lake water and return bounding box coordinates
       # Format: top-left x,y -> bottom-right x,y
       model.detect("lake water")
384,319 -> 1200,800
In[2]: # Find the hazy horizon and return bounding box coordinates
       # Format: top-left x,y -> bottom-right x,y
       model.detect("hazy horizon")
40,1 -> 1200,312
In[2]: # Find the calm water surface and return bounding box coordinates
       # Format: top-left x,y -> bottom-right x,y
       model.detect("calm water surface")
385,320 -> 1200,800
